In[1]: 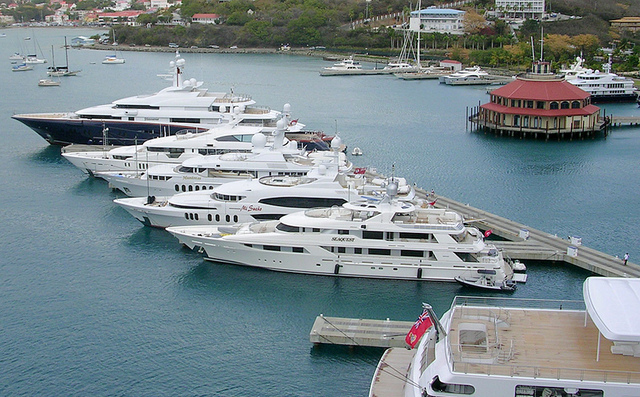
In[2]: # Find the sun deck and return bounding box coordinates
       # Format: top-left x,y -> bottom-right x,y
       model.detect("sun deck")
447,298 -> 640,384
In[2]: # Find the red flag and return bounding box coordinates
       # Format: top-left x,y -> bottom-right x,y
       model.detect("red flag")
354,167 -> 367,175
428,198 -> 437,207
405,309 -> 433,349
484,229 -> 493,238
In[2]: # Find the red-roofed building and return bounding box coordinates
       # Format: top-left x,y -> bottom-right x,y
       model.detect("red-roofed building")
192,13 -> 220,24
471,62 -> 605,139
439,59 -> 462,71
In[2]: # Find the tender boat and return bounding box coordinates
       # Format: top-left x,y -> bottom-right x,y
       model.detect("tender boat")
98,133 -> 351,197
38,79 -> 60,87
351,147 -> 363,156
102,54 -> 125,64
12,51 -> 306,146
9,53 -> 25,61
567,58 -> 638,103
114,163 -> 414,228
369,277 -> 640,397
11,63 -> 33,72
166,185 -> 520,285
454,269 -> 517,291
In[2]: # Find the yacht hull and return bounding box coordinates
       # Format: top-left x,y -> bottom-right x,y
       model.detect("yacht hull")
11,114 -> 207,146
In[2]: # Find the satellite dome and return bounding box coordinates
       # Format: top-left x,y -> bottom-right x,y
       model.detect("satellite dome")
251,133 -> 267,149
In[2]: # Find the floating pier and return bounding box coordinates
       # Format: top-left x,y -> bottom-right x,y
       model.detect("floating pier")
309,314 -> 414,348
412,187 -> 639,278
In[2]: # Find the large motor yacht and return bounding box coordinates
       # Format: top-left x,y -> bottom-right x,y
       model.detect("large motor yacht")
166,185 -> 518,286
567,58 -> 638,102
62,123 -> 288,176
12,51 -> 303,146
99,134 -> 351,197
369,277 -> 640,397
114,163 -> 414,228
439,66 -> 489,84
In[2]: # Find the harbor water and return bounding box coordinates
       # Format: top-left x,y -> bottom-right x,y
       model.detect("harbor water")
1,27 -> 639,396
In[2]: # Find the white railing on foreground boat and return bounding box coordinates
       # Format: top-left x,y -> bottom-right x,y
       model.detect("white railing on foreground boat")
445,296 -> 640,385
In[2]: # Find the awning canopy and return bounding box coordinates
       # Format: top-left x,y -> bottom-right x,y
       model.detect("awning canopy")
584,277 -> 640,342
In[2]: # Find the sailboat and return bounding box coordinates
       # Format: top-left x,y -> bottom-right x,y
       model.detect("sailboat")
102,29 -> 125,64
48,37 -> 81,76
24,31 -> 47,64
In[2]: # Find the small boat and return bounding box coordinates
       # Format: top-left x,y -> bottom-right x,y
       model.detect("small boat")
12,63 -> 33,72
38,78 -> 60,87
351,147 -> 363,156
9,53 -> 24,60
454,269 -> 517,291
102,55 -> 126,64
24,54 -> 47,64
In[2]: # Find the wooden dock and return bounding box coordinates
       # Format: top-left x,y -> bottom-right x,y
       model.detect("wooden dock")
609,115 -> 640,127
413,188 -> 640,278
309,315 -> 414,348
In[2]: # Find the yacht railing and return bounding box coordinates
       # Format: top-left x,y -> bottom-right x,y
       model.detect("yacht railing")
444,296 -> 640,385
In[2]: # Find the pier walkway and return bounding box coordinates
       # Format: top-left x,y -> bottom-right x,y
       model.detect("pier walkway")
609,115 -> 640,127
309,315 -> 413,348
412,187 -> 639,278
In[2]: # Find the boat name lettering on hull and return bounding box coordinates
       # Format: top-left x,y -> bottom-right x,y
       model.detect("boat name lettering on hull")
332,237 -> 355,242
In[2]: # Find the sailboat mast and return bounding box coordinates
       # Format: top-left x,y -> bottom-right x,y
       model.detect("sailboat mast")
416,0 -> 421,68
64,36 -> 69,68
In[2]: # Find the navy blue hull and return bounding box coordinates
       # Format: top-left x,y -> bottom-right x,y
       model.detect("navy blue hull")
12,116 -> 203,146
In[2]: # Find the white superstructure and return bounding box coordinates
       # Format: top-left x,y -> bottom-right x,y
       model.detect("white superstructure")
114,165 -> 414,228
567,58 -> 637,102
62,123 -> 283,175
99,134 -> 351,197
439,66 -> 489,84
166,191 -> 517,285
369,277 -> 640,397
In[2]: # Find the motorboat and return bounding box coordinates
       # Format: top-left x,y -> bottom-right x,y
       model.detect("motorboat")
98,133 -> 351,197
166,187 -> 519,285
24,54 -> 47,64
13,51 -> 306,146
567,58 -> 638,102
38,79 -> 61,87
114,162 -> 414,228
454,268 -> 517,291
439,66 -> 489,84
12,63 -> 33,72
102,54 -> 125,64
320,56 -> 368,76
369,277 -> 640,397
382,61 -> 418,72
351,147 -> 362,156
9,53 -> 25,61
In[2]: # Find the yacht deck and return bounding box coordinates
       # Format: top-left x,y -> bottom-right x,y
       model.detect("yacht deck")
448,304 -> 640,384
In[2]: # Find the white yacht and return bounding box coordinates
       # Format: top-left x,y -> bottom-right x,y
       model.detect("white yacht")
12,51 -> 302,146
439,66 -> 489,84
102,54 -> 126,64
62,123 -> 284,176
166,188 -> 518,286
320,56 -> 366,76
98,134 -> 351,197
24,54 -> 47,64
114,164 -> 414,228
567,58 -> 637,103
369,277 -> 640,397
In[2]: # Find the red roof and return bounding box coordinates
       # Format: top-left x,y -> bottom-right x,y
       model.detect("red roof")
490,78 -> 590,101
480,103 -> 600,117
99,10 -> 144,17
440,59 -> 462,64
192,13 -> 219,19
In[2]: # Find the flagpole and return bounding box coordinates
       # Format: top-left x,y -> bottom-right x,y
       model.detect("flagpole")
422,303 -> 447,341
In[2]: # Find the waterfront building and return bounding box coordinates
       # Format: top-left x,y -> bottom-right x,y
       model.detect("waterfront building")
409,8 -> 465,35
470,62 -> 604,139
495,0 -> 545,19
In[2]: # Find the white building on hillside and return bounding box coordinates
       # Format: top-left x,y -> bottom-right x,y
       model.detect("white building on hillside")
495,0 -> 545,19
409,8 -> 465,35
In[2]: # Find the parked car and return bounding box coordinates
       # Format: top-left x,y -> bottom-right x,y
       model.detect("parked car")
169,43 -> 179,48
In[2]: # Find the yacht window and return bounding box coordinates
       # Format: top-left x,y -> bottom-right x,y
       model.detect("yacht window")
178,166 -> 194,173
338,230 -> 349,235
194,213 -> 199,220
401,250 -> 424,257
259,197 -> 347,209
208,214 -> 212,221
292,247 -> 303,253
515,386 -> 602,397
363,230 -> 383,240
312,228 -> 320,233
175,185 -> 180,192
263,245 -> 281,251
188,185 -> 193,191
233,215 -> 238,222
170,117 -> 200,123
215,214 -> 220,222
184,213 -> 189,220
337,247 -> 346,253
225,215 -> 230,222
354,248 -> 362,254
369,248 -> 391,256
399,232 -> 431,240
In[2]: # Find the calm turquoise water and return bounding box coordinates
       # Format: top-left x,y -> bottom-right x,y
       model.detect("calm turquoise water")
1,27 -> 638,396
